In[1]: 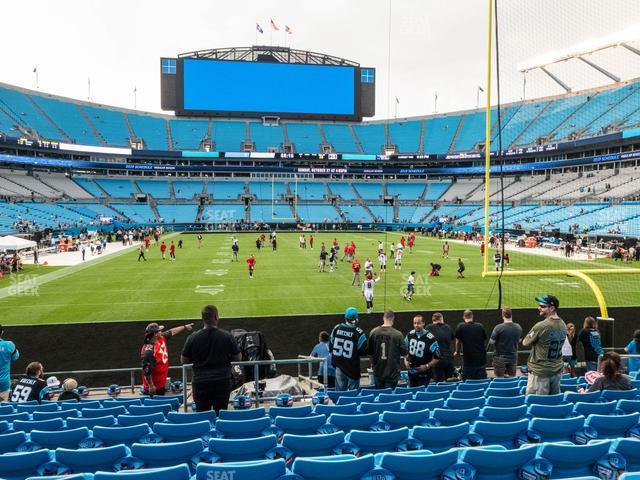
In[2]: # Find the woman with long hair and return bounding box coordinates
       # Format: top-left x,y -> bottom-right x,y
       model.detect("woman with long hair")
562,323 -> 578,377
583,352 -> 633,392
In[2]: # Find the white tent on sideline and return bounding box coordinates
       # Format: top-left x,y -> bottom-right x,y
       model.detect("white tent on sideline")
0,235 -> 37,251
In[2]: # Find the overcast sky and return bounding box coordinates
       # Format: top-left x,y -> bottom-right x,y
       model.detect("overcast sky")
2,0 -> 639,120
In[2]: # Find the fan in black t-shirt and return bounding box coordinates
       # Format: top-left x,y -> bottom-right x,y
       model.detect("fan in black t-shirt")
454,310 -> 487,380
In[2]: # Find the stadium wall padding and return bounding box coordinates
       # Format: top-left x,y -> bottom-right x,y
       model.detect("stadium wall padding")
4,306 -> 633,387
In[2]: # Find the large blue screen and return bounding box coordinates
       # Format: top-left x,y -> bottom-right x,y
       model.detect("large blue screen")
182,59 -> 356,116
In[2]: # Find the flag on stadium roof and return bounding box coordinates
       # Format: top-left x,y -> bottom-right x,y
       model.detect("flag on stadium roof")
270,19 -> 279,31
256,23 -> 263,34
285,25 -> 293,34
395,96 -> 400,104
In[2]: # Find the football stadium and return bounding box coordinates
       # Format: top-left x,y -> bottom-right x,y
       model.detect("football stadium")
1,0 -> 640,479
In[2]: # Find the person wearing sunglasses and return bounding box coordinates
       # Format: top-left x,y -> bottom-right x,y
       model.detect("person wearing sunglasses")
522,295 -> 567,395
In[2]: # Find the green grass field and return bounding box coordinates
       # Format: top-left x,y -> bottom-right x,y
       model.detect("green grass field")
0,232 -> 638,325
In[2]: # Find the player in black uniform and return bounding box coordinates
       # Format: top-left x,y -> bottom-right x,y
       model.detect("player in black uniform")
11,362 -> 50,403
404,315 -> 441,387
329,307 -> 368,391
231,242 -> 239,261
457,258 -> 465,278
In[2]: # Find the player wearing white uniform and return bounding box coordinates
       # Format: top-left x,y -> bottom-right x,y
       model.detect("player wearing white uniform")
378,252 -> 387,272
362,273 -> 381,314
378,241 -> 384,255
364,258 -> 374,276
395,244 -> 404,270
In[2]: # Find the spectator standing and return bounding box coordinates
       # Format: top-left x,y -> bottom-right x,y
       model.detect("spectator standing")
310,331 -> 335,388
368,311 -> 407,389
141,322 -> 193,396
427,312 -> 456,382
489,306 -> 523,377
454,310 -> 487,380
523,295 -> 567,395
578,316 -> 604,372
404,314 -> 440,387
0,325 -> 19,401
624,330 -> 640,374
329,307 -> 368,391
582,352 -> 633,392
181,306 -> 241,413
351,259 -> 361,286
563,323 -> 578,377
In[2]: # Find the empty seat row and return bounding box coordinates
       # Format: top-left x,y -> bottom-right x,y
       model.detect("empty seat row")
12,438 -> 640,480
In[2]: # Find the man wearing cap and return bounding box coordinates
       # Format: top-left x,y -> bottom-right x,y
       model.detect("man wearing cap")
0,325 -> 19,401
329,307 -> 368,391
141,322 -> 193,396
523,295 -> 567,395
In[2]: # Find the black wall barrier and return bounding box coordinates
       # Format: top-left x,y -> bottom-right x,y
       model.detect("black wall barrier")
3,306 -> 636,387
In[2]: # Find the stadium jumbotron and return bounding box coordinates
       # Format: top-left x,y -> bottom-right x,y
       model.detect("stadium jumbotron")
1,1 -> 640,478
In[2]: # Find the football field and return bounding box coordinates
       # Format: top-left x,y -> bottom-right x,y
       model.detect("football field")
0,232 -> 638,325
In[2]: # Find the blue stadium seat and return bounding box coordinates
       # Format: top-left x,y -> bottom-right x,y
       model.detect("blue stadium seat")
30,427 -> 90,450
359,401 -> 402,414
0,412 -> 30,423
92,464 -> 191,480
410,423 -> 470,452
67,415 -> 117,429
426,384 -> 457,393
92,424 -> 151,447
573,401 -> 618,416
128,404 -> 172,417
152,420 -> 211,443
13,418 -> 64,433
479,405 -> 528,423
130,438 -> 204,470
378,392 -> 414,403
217,408 -> 266,421
337,394 -> 375,405
612,438 -> 640,471
273,414 -> 327,436
565,391 -> 601,403
267,405 -> 312,419
0,448 -> 51,480
117,412 -> 165,427
292,454 -> 376,480
527,403 -> 574,419
0,430 -> 28,454
538,440 -> 612,479
617,400 -> 640,415
143,397 -> 182,408
460,444 -> 539,480
450,389 -> 485,399
414,391 -> 449,402
167,410 -> 216,425
585,412 -> 640,439
326,412 -> 380,432
281,431 -> 346,458
377,449 -> 457,480
16,403 -> 59,414
0,405 -> 15,415
470,419 -> 530,448
484,387 -> 520,397
33,409 -> 79,421
361,387 -> 392,396
82,406 -> 127,418
55,444 -> 128,473
432,407 -> 480,426
345,427 -> 409,454
529,415 -> 586,443
314,403 -> 358,416
404,399 -> 445,411
489,377 -> 521,385
601,389 -> 639,402
0,419 -> 8,434
380,408 -> 430,430
213,416 -> 272,439
485,395 -> 525,407
458,381 -> 491,390
208,435 -> 278,462
393,386 -> 426,395
445,397 -> 485,410
102,399 -> 142,408
63,400 -> 101,410
526,393 -> 566,406
196,458 -> 287,480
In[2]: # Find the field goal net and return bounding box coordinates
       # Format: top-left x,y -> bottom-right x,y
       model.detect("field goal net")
483,0 -> 640,319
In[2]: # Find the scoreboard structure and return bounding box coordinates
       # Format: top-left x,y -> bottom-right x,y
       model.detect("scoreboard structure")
160,46 -> 375,121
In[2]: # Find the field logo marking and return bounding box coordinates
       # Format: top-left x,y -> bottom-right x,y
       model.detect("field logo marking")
195,284 -> 225,296
210,259 -> 227,264
6,274 -> 40,297
399,273 -> 432,297
205,269 -> 228,276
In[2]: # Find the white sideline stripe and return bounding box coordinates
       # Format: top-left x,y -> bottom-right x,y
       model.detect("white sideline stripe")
0,233 -> 180,300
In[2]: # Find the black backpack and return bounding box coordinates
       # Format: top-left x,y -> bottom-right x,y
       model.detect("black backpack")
231,329 -> 273,384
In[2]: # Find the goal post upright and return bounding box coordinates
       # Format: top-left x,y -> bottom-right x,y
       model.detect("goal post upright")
482,0 -> 494,277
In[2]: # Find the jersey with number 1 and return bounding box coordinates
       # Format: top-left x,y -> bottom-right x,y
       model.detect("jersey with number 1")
330,323 -> 368,380
405,329 -> 440,368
